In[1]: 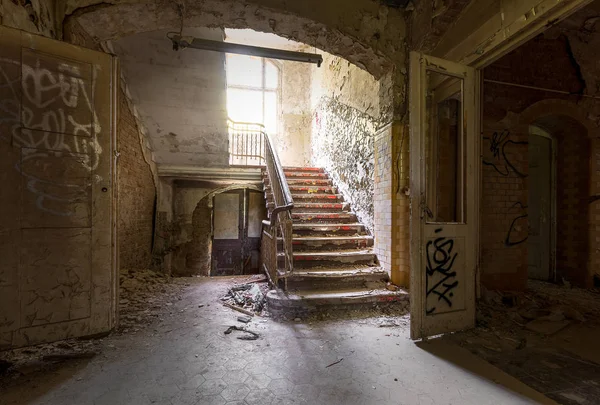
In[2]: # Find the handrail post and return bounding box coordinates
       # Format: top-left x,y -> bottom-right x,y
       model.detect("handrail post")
227,118 -> 294,289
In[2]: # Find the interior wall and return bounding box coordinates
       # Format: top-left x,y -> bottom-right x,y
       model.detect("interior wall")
311,52 -> 381,232
62,19 -> 159,272
111,28 -> 229,167
278,60 -> 312,166
0,0 -> 57,38
117,91 -> 157,269
169,181 -> 263,276
481,31 -> 600,290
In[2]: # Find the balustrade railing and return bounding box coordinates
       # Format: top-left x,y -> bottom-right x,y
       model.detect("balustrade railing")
227,119 -> 294,288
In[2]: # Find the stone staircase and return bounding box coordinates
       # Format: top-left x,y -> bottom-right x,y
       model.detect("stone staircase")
262,166 -> 408,318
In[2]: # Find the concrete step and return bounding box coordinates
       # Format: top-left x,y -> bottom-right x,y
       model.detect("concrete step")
267,202 -> 348,212
292,223 -> 367,236
279,249 -> 377,267
282,166 -> 324,173
266,185 -> 337,194
284,172 -> 329,179
283,267 -> 388,290
264,178 -> 332,186
283,236 -> 374,251
291,212 -> 357,223
262,171 -> 330,179
293,202 -> 349,212
266,287 -> 409,318
267,193 -> 343,204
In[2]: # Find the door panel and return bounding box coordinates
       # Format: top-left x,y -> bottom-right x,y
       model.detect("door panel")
212,189 -> 267,276
0,26 -> 116,348
212,191 -> 244,276
528,128 -> 553,280
410,52 -> 477,339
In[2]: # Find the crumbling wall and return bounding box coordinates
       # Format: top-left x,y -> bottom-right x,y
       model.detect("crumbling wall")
63,19 -> 159,272
278,60 -> 312,166
117,92 -> 156,269
311,53 -> 380,232
481,30 -> 600,290
111,28 -> 229,168
0,0 -> 56,38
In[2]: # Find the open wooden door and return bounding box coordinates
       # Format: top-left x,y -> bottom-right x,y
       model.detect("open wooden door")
0,26 -> 117,348
409,52 -> 478,340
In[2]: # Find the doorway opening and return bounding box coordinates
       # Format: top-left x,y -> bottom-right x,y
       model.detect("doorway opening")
212,188 -> 267,276
527,125 -> 555,282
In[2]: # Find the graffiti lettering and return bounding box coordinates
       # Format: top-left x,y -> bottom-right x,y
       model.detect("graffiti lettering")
426,228 -> 459,315
505,202 -> 528,247
482,130 -> 528,178
0,56 -> 101,216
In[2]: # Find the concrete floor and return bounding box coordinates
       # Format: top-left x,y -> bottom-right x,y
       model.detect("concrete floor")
0,277 -> 555,405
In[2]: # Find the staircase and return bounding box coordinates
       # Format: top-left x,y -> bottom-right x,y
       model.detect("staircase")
263,166 -> 408,318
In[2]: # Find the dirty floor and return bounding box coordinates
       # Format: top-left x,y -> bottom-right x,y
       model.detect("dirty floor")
445,281 -> 600,405
1,276 -> 554,405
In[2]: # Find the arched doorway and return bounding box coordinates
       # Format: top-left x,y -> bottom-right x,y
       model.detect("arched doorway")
527,112 -> 591,286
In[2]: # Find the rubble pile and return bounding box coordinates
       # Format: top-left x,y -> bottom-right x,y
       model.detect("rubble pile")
221,279 -> 269,314
119,269 -> 184,332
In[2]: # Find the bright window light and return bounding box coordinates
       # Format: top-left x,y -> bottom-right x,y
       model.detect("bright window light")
226,54 -> 279,134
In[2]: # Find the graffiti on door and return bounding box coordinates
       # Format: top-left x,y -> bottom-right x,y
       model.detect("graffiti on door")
0,53 -> 101,216
426,228 -> 459,315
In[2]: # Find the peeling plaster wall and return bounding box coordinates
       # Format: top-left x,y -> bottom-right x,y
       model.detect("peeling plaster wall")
62,0 -> 407,120
169,181 -> 262,276
111,28 -> 230,167
0,0 -> 57,38
278,60 -> 312,166
311,53 -> 380,232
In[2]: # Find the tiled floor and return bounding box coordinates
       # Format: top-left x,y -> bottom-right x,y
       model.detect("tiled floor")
0,277 -> 554,405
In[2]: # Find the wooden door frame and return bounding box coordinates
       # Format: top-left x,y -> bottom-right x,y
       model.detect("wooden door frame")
409,0 -> 593,338
528,125 -> 558,282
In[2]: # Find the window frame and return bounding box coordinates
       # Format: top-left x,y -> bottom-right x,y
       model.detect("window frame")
226,55 -> 281,133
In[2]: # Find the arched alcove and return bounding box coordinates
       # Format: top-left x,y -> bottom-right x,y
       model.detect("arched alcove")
172,184 -> 262,276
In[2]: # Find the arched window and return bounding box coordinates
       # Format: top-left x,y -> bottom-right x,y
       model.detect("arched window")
226,54 -> 280,134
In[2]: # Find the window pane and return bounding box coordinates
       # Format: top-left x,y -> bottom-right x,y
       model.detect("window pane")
264,91 -> 277,134
227,89 -> 263,124
265,61 -> 279,89
425,70 -> 465,223
227,54 -> 262,87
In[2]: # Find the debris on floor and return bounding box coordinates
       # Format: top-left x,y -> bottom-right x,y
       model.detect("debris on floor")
237,316 -> 252,324
445,280 -> 600,404
221,278 -> 269,315
119,268 -> 184,332
223,325 -> 260,340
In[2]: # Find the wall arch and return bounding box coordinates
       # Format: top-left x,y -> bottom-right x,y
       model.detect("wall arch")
172,184 -> 261,276
63,0 -> 406,120
512,100 -> 598,287
64,0 -> 401,80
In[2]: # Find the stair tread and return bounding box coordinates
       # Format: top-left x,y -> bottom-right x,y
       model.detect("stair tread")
281,250 -> 375,257
293,212 -> 354,216
268,287 -> 408,300
293,223 -> 364,228
287,236 -> 373,241
290,267 -> 386,276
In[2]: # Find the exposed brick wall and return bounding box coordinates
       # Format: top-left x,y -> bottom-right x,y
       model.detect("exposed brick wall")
554,126 -> 590,285
481,33 -> 598,289
64,18 -> 159,271
117,92 -> 156,269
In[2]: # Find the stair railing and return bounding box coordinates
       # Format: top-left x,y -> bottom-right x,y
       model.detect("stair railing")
227,119 -> 294,288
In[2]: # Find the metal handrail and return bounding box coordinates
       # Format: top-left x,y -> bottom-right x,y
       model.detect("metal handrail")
227,118 -> 294,287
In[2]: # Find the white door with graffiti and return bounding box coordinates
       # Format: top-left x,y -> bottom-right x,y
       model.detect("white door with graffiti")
409,52 -> 478,339
0,26 -> 117,348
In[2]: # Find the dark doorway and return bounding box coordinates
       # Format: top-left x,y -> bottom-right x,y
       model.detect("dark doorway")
211,189 -> 266,275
